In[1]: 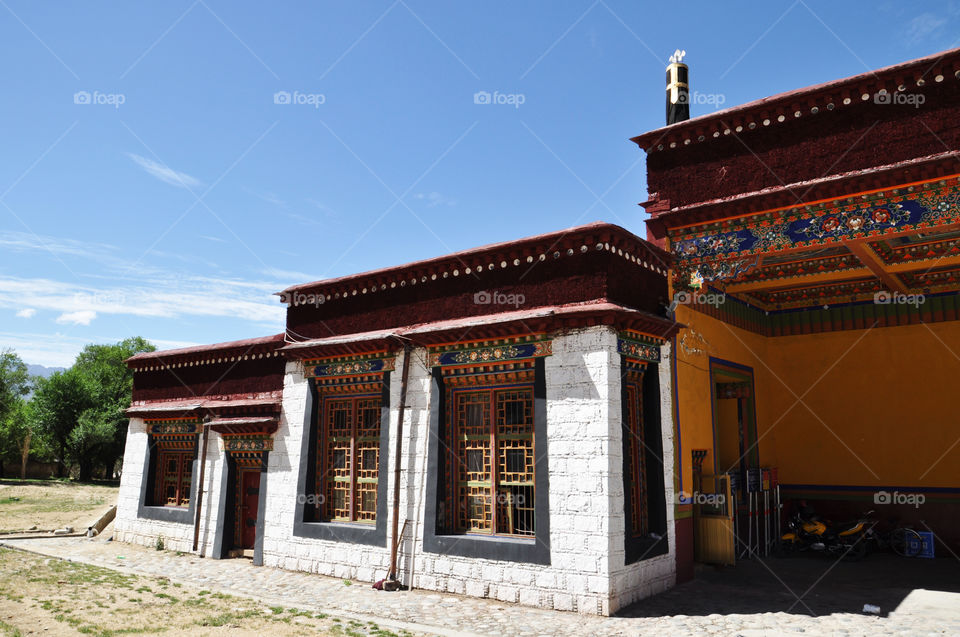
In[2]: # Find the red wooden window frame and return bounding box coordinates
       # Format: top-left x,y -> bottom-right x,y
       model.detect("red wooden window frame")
447,384 -> 536,538
154,450 -> 193,508
317,393 -> 381,524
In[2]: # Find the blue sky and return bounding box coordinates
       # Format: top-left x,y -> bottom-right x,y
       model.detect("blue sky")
1,1 -> 957,367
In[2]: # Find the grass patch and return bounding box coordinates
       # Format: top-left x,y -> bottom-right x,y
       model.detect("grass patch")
0,546 -> 400,636
0,617 -> 23,637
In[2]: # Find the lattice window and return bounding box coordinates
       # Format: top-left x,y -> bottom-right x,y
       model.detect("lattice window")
154,450 -> 193,507
448,384 -> 535,538
317,394 -> 380,523
625,374 -> 649,537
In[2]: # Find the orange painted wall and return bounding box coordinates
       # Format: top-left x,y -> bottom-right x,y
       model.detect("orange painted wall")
674,306 -> 960,492
762,320 -> 960,489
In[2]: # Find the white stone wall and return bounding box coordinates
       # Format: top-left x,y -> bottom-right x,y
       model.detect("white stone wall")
114,417 -> 226,556
114,326 -> 677,615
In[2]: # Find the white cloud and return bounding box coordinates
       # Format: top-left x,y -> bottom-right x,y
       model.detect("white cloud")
260,267 -> 316,283
244,188 -> 286,207
0,231 -> 119,261
56,310 -> 97,326
15,308 -> 36,318
414,192 -> 456,207
0,274 -> 286,327
906,13 -> 947,43
127,153 -> 202,189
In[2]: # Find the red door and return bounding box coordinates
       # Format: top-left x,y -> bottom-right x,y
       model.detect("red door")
240,470 -> 261,549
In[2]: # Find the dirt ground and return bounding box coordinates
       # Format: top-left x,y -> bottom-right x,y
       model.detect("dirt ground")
0,547 -> 415,637
0,480 -> 118,535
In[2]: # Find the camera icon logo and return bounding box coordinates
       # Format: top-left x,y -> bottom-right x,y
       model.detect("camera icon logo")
675,291 -> 692,305
73,91 -> 91,105
473,290 -> 492,304
474,91 -> 492,105
274,91 -> 291,105
874,490 -> 892,504
874,291 -> 892,304
874,91 -> 892,105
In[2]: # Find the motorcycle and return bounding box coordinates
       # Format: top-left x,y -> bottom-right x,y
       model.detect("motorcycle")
778,505 -> 875,561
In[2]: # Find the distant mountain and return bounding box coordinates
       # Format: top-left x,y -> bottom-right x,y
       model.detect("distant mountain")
27,364 -> 65,379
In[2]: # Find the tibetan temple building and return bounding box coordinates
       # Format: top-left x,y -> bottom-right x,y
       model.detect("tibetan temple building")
116,47 -> 960,615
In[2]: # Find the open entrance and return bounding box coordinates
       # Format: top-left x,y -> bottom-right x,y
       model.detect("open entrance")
710,359 -> 758,477
693,359 -> 760,566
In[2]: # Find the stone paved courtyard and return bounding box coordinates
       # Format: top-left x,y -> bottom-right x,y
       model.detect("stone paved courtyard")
2,535 -> 958,636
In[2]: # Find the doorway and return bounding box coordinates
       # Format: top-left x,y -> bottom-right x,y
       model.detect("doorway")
237,469 -> 261,552
223,454 -> 266,560
709,358 -> 759,476
693,359 -> 759,565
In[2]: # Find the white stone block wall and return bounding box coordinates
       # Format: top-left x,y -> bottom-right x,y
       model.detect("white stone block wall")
114,417 -> 226,556
115,326 -> 677,615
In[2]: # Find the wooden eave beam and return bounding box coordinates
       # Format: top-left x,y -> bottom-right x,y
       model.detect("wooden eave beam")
885,253 -> 960,273
725,267 -> 872,293
845,240 -> 909,294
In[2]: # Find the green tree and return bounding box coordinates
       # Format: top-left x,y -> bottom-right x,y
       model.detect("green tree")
0,350 -> 31,477
32,368 -> 91,478
0,399 -> 34,478
71,337 -> 155,480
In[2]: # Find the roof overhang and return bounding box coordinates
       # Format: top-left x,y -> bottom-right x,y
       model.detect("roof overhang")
280,300 -> 682,359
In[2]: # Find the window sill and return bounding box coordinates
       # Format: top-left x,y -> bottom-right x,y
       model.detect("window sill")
292,518 -> 386,546
138,504 -> 193,524
423,529 -> 549,564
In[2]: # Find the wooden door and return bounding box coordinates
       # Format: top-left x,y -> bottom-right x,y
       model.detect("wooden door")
239,470 -> 261,550
693,473 -> 735,566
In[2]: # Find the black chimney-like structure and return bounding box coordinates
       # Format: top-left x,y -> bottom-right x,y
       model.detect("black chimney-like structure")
666,49 -> 689,125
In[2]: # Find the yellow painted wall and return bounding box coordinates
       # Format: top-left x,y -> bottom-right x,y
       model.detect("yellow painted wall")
763,321 -> 960,488
674,306 -> 960,492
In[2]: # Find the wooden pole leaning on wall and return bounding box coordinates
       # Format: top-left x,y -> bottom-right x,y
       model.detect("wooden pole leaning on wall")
387,342 -> 413,583
192,417 -> 211,553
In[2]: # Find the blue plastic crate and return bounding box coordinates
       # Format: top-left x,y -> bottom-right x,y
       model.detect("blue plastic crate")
908,531 -> 935,558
